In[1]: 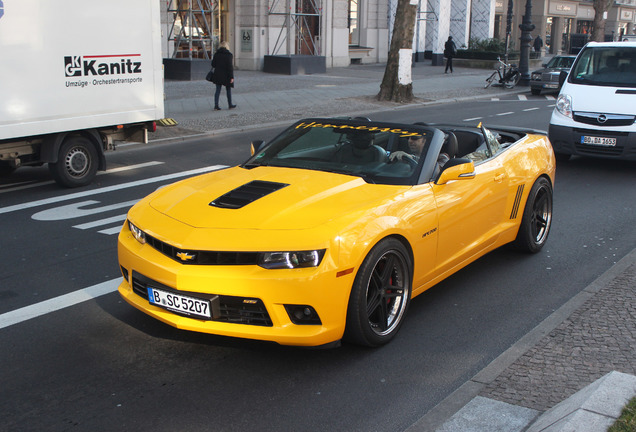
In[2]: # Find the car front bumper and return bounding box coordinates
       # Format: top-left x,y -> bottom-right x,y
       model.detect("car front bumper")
117,227 -> 355,347
548,123 -> 636,160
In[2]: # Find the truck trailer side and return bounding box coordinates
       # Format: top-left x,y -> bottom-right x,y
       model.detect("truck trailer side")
0,0 -> 165,187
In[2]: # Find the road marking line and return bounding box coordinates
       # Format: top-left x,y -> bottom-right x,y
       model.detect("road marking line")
99,226 -> 124,235
0,162 -> 165,194
496,112 -> 514,116
73,214 -> 127,230
523,107 -> 540,112
491,98 -> 500,101
0,279 -> 121,330
33,199 -> 139,221
463,117 -> 483,122
0,165 -> 227,215
518,95 -> 527,101
545,95 -> 556,100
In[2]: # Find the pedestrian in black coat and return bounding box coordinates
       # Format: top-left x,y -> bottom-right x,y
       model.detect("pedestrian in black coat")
211,41 -> 236,110
444,36 -> 457,73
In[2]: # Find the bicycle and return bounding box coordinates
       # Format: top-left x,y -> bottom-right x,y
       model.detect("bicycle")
484,57 -> 521,89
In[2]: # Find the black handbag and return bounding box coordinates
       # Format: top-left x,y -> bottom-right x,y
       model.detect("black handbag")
205,69 -> 214,82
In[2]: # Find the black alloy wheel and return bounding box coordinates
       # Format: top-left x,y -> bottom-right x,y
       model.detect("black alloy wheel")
345,238 -> 412,347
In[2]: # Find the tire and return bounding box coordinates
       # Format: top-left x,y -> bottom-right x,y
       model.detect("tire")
345,238 -> 412,347
484,72 -> 496,88
504,71 -> 521,89
513,177 -> 553,253
48,136 -> 99,188
531,87 -> 541,95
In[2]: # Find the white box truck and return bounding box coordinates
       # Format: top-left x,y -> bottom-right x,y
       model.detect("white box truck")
0,0 -> 164,187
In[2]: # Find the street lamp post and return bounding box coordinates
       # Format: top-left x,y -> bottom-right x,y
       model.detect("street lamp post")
518,0 -> 535,86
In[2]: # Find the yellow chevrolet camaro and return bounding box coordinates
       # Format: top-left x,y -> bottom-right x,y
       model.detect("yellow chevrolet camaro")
118,118 -> 555,347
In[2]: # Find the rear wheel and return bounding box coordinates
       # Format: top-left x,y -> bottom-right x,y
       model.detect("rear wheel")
48,136 -> 98,187
513,177 -> 553,253
505,71 -> 521,88
345,238 -> 412,347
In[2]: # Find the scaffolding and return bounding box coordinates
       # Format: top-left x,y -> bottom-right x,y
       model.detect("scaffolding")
268,0 -> 322,55
167,0 -> 219,59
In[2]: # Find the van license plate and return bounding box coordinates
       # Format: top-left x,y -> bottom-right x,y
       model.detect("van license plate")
581,136 -> 616,146
147,287 -> 211,319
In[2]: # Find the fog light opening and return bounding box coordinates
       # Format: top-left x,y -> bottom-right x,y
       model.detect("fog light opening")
284,305 -> 322,325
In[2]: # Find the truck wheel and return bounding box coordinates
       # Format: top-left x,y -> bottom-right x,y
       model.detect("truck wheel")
49,136 -> 98,187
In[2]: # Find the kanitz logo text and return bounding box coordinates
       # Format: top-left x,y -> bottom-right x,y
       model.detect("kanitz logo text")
65,54 -> 142,78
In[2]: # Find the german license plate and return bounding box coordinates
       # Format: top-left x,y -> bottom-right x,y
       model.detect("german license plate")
147,286 -> 211,319
581,136 -> 616,146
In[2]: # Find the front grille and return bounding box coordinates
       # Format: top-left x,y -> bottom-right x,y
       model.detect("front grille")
542,73 -> 560,82
131,272 -> 273,326
574,143 -> 624,156
145,234 -> 258,265
573,112 -> 635,127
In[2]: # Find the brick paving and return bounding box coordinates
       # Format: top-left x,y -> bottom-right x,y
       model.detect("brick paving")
481,263 -> 636,412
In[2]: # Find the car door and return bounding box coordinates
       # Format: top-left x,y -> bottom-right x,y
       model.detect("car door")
431,152 -> 509,278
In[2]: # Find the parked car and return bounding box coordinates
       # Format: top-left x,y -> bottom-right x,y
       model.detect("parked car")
530,55 -> 576,95
118,118 -> 556,347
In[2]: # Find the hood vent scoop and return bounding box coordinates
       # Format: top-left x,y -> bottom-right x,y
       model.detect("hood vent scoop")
210,180 -> 289,209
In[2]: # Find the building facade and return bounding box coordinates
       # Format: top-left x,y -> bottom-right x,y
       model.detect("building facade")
161,0 -> 636,71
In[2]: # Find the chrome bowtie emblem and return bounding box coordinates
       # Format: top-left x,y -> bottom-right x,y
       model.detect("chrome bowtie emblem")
176,251 -> 196,261
597,114 -> 607,124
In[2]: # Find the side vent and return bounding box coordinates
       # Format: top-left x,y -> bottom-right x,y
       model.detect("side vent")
510,184 -> 525,219
210,180 -> 289,209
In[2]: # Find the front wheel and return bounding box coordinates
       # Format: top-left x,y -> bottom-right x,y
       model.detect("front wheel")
484,72 -> 497,88
513,177 -> 553,253
505,70 -> 521,89
48,136 -> 99,188
345,238 -> 412,347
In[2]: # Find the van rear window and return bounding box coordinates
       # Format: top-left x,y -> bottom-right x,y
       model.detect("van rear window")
570,46 -> 636,87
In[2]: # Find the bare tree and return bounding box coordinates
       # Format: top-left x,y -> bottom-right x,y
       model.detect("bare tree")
377,0 -> 417,102
591,0 -> 614,42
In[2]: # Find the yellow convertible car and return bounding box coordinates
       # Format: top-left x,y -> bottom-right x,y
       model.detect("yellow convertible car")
118,118 -> 555,347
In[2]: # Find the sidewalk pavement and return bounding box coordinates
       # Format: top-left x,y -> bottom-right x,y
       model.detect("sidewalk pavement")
158,61 -> 636,431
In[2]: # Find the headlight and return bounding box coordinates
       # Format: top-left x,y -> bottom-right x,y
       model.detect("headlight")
258,250 -> 326,269
128,220 -> 146,244
556,94 -> 573,118
531,72 -> 541,80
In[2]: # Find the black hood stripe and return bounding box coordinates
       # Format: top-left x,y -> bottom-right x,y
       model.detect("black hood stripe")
209,180 -> 289,209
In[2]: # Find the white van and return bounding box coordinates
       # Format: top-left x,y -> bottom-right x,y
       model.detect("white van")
548,41 -> 636,160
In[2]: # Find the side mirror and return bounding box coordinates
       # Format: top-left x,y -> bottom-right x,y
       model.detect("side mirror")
558,70 -> 568,87
250,140 -> 265,156
436,158 -> 476,185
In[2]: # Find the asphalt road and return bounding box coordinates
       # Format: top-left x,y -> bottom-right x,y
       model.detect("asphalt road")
2,96 -> 636,432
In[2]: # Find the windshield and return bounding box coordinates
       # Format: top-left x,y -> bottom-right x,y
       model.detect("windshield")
244,119 -> 433,185
569,46 -> 636,87
547,56 -> 574,69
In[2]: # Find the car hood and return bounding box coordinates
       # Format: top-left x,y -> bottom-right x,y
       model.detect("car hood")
567,85 -> 635,114
148,166 -> 405,230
